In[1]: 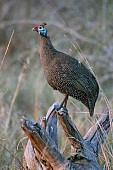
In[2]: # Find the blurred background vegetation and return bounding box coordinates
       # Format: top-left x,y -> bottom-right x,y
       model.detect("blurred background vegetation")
0,0 -> 113,169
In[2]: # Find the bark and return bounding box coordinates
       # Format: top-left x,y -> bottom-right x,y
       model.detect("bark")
21,103 -> 110,170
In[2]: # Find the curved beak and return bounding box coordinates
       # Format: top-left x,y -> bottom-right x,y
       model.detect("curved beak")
32,27 -> 36,31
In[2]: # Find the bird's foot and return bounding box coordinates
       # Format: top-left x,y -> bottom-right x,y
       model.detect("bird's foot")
46,103 -> 68,123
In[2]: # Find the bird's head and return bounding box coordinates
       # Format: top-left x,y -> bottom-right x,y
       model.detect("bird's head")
32,23 -> 47,36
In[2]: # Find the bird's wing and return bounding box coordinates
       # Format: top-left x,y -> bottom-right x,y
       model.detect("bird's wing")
59,56 -> 97,96
63,65 -> 91,94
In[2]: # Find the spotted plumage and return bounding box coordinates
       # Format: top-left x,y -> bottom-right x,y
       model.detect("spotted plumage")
32,23 -> 99,116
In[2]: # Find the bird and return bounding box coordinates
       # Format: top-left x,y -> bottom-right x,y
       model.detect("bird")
32,23 -> 99,116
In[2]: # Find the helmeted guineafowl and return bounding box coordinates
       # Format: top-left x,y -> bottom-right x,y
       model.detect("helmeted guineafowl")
32,23 -> 99,116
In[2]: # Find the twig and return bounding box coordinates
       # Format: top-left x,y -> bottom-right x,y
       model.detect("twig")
5,64 -> 26,132
18,58 -> 38,75
0,143 -> 25,170
16,136 -> 28,151
0,30 -> 14,70
102,0 -> 107,44
0,89 -> 8,100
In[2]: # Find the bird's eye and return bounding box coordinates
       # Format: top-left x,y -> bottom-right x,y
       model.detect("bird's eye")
39,26 -> 42,29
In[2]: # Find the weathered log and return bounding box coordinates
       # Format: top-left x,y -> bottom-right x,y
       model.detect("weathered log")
21,103 -> 110,170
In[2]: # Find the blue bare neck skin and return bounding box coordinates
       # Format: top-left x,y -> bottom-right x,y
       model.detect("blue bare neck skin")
39,28 -> 47,36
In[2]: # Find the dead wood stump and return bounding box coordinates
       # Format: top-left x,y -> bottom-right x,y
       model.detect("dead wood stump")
21,103 -> 111,170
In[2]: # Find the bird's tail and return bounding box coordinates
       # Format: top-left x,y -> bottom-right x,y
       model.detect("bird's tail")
89,106 -> 94,117
88,98 -> 96,116
88,90 -> 99,116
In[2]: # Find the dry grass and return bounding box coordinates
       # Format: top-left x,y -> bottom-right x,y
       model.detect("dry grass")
0,0 -> 113,169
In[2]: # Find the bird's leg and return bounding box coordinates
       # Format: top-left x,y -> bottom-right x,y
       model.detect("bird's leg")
63,95 -> 68,108
46,95 -> 68,123
58,95 -> 68,110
